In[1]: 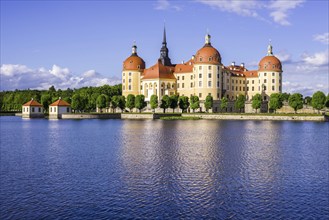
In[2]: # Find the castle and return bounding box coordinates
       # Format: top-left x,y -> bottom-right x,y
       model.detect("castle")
122,28 -> 282,112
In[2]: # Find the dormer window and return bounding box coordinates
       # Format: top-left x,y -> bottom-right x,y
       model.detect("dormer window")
137,65 -> 140,69
199,58 -> 202,61
208,57 -> 212,61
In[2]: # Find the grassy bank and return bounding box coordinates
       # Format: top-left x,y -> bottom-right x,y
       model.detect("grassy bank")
160,116 -> 201,120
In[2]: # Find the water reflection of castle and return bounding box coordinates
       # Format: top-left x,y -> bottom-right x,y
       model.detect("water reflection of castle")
122,28 -> 282,112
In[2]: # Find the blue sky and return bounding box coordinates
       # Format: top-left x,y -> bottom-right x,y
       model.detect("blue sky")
1,0 -> 328,95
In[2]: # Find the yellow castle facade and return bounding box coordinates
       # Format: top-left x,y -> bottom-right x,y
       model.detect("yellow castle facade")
122,29 -> 282,112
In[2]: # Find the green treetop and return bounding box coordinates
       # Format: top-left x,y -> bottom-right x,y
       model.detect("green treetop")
126,94 -> 135,112
190,95 -> 200,113
150,95 -> 158,112
220,97 -> 228,112
252,93 -> 262,113
135,95 -> 147,113
235,94 -> 246,112
178,96 -> 189,113
288,93 -> 303,113
269,93 -> 283,113
311,91 -> 326,113
170,95 -> 179,113
160,95 -> 170,113
204,95 -> 213,112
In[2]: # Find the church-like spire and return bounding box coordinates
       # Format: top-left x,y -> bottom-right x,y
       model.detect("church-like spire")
267,39 -> 273,56
132,40 -> 137,55
159,25 -> 172,66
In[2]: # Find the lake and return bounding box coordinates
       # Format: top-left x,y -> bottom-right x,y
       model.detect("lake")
0,116 -> 328,219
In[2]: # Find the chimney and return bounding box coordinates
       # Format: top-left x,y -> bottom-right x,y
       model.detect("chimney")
231,61 -> 235,66
240,63 -> 245,68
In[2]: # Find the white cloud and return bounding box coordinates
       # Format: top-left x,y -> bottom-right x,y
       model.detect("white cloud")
155,0 -> 181,11
302,50 -> 328,66
313,32 -> 329,45
0,64 -> 121,91
196,0 -> 260,17
268,0 -> 304,26
196,0 -> 304,26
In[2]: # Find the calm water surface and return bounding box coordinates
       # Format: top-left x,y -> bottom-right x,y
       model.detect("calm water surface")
0,117 -> 328,219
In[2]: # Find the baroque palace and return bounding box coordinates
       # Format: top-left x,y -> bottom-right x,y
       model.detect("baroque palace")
122,28 -> 282,112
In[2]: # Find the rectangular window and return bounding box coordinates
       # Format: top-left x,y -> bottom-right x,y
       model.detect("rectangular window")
177,83 -> 180,88
208,66 -> 211,70
272,86 -> 275,91
264,79 -> 267,83
272,72 -> 275,76
199,81 -> 202,87
50,107 -> 52,112
217,81 -> 220,87
191,75 -> 193,80
129,79 -> 131,83
227,85 -> 229,90
123,85 -> 125,90
67,107 -> 70,113
272,79 -> 275,83
217,74 -> 219,78
252,80 -> 254,84
123,79 -> 125,83
182,83 -> 184,88
190,82 -> 193,88
247,87 -> 249,91
32,107 -> 35,112
252,86 -> 254,91
208,73 -> 211,78
236,80 -> 238,83
199,66 -> 202,70
177,76 -> 180,80
217,93 -> 220,98
129,72 -> 131,76
199,73 -> 202,78
182,76 -> 185,80
38,108 -> 41,112
240,80 -> 241,84
264,73 -> 267,76
232,86 -> 234,91
123,73 -> 125,76
208,81 -> 211,87
128,85 -> 131,90
247,80 -> 249,84
54,108 -> 56,112
264,86 -> 267,91
199,93 -> 202,98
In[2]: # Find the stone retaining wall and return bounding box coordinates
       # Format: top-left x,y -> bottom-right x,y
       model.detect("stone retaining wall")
182,114 -> 328,121
61,113 -> 121,119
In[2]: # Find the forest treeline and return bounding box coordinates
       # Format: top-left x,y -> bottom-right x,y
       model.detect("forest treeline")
0,84 -> 122,112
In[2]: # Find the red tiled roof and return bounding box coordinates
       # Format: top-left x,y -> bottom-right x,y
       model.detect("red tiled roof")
23,100 -> 43,107
142,60 -> 176,80
243,70 -> 258,77
50,99 -> 70,106
174,59 -> 194,73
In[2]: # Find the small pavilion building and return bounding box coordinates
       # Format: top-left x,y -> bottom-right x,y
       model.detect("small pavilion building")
49,98 -> 71,119
22,98 -> 44,118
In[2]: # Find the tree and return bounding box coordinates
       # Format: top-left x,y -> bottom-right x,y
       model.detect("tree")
288,93 -> 303,113
178,96 -> 189,113
41,94 -> 52,112
220,97 -> 228,112
235,94 -> 246,112
150,95 -> 158,112
281,92 -> 290,102
118,96 -> 126,112
204,95 -> 213,112
160,95 -> 171,113
110,95 -> 119,113
96,94 -> 108,112
190,95 -> 200,113
71,94 -> 87,112
252,93 -> 262,113
170,95 -> 179,113
269,93 -> 283,113
326,94 -> 329,108
126,94 -> 135,112
311,91 -> 326,114
135,95 -> 147,113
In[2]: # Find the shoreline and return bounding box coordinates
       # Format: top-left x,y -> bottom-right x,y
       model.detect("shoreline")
6,112 -> 329,122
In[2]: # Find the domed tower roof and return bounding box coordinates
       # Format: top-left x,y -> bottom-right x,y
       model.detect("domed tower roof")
194,33 -> 221,65
258,43 -> 282,72
123,43 -> 145,71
